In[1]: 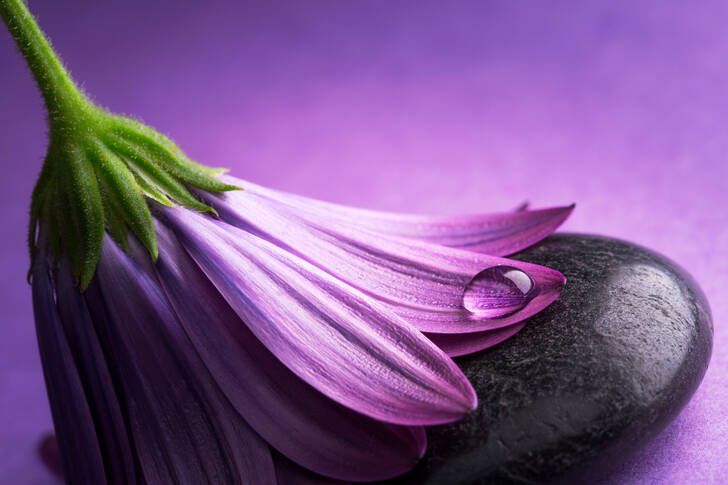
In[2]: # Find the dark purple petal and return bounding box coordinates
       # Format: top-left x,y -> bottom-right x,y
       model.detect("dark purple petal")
154,222 -> 426,481
31,255 -> 106,484
187,192 -> 565,334
161,207 -> 477,426
426,323 -> 527,357
215,176 -> 573,256
272,449 -> 349,485
89,236 -> 276,484
55,259 -> 137,484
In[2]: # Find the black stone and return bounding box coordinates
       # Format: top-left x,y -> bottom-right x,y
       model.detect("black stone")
381,233 -> 712,485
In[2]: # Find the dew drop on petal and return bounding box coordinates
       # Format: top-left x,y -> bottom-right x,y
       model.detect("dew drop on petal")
461,265 -> 535,318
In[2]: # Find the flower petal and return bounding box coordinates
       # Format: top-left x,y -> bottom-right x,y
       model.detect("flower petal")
272,449 -> 349,485
31,255 -> 106,484
161,207 -> 477,426
154,222 -> 426,481
55,259 -> 137,483
191,191 -> 565,334
88,236 -> 276,484
218,177 -> 572,256
426,323 -> 526,357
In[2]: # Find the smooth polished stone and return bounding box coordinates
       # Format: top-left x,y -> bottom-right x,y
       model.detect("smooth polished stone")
384,233 -> 712,485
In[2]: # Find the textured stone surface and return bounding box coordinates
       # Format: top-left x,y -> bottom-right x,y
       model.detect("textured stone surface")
384,233 -> 712,485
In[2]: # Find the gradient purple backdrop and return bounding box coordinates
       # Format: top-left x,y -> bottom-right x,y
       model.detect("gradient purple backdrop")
1,1 -> 726,483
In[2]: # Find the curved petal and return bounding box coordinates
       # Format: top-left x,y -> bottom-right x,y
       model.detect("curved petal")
272,449 -> 349,485
215,176 -> 572,256
426,323 -> 526,357
55,259 -> 137,484
88,236 -> 276,484
153,221 -> 426,481
31,255 -> 106,484
189,191 -> 565,334
161,207 -> 477,426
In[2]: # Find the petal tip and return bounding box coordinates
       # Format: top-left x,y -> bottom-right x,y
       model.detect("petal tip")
467,394 -> 479,413
557,271 -> 567,288
453,382 -> 479,417
557,202 -> 576,218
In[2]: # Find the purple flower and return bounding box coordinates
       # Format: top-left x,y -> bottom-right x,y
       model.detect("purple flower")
33,177 -> 570,483
1,1 -> 570,482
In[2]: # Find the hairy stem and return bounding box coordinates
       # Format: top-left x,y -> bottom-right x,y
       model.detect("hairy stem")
0,0 -> 88,121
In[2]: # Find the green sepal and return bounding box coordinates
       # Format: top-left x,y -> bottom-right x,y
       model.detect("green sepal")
27,163 -> 51,281
112,115 -> 231,178
86,139 -> 158,260
26,106 -> 239,289
127,164 -> 176,207
102,132 -> 217,214
53,143 -> 105,289
108,115 -> 240,192
44,191 -> 61,260
97,175 -> 129,251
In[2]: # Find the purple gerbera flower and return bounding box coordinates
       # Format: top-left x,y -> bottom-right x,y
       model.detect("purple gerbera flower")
2,1 -> 571,483
32,182 -> 570,483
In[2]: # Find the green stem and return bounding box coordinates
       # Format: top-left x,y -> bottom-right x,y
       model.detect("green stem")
3,1 -> 236,288
0,0 -> 88,122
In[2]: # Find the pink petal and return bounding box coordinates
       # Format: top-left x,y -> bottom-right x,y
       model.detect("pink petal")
154,222 -> 427,481
161,207 -> 477,426
192,191 -> 565,334
426,323 -> 527,357
219,176 -> 572,256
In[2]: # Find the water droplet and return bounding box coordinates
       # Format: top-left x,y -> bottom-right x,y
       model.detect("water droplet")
462,265 -> 535,318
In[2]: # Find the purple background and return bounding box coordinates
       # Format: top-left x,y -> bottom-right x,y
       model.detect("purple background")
1,1 -> 726,483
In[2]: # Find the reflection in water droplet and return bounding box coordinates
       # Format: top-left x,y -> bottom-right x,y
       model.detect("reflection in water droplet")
462,265 -> 535,318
